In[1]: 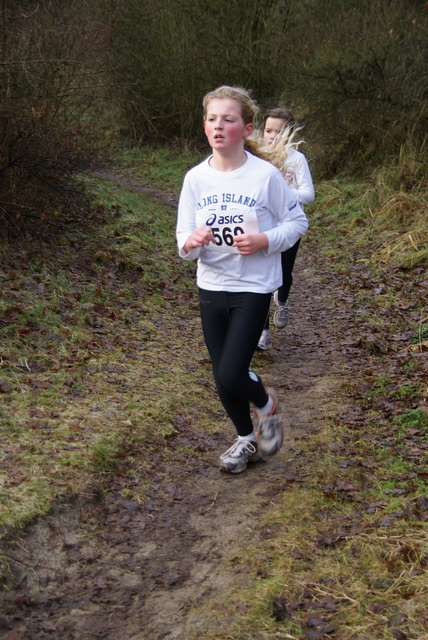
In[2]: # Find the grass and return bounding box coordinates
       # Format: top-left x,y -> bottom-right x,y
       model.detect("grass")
0,168 -> 217,530
113,144 -> 205,194
175,144 -> 426,638
1,144 -> 427,637
188,418 -> 428,638
309,149 -> 427,271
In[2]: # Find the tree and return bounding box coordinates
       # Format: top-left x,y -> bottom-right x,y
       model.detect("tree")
110,0 -> 292,144
280,0 -> 428,174
0,0 -> 118,235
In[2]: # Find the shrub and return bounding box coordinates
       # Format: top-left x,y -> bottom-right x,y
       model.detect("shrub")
0,0 -> 117,237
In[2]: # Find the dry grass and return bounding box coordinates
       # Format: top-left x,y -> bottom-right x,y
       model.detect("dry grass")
308,135 -> 427,274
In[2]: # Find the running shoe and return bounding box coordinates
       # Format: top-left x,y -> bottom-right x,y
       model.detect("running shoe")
220,438 -> 260,474
273,291 -> 289,329
257,388 -> 283,456
258,329 -> 272,351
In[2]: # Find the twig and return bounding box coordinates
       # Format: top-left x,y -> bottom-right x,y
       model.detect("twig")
184,493 -> 197,510
208,490 -> 219,511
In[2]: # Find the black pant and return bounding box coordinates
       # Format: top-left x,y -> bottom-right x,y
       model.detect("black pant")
199,288 -> 271,437
264,238 -> 300,331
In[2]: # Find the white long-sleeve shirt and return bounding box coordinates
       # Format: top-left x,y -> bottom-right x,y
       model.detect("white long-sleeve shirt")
282,150 -> 315,207
176,151 -> 308,294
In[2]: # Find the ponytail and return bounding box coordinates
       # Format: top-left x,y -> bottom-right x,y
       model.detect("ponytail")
245,125 -> 304,172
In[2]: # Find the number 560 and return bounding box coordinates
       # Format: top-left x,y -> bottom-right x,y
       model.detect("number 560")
211,226 -> 244,247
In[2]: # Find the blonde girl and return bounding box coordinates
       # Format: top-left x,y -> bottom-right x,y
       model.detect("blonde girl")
176,86 -> 308,474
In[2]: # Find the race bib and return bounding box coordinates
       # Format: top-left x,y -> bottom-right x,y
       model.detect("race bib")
196,208 -> 260,254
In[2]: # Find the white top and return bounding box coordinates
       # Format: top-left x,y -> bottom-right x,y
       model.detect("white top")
282,150 -> 315,207
176,151 -> 308,293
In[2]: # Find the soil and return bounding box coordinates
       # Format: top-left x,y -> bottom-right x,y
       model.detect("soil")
0,174 -> 344,640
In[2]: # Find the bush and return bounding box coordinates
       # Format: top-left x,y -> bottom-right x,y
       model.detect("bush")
109,0 -> 292,145
281,0 -> 428,176
109,0 -> 427,176
0,0 -> 117,237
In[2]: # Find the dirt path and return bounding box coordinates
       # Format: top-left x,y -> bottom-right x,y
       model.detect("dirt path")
0,178 -> 343,639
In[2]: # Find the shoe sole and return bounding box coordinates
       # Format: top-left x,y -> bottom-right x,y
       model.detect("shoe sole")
220,464 -> 246,474
258,421 -> 283,455
258,429 -> 283,455
258,388 -> 283,455
274,308 -> 289,329
220,453 -> 261,474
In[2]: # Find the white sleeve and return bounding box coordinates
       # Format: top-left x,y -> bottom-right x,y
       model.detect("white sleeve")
284,153 -> 315,206
264,171 -> 309,255
176,173 -> 201,261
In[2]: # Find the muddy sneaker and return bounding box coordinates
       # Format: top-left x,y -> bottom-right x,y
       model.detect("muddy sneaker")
273,291 -> 289,329
257,388 -> 283,456
220,439 -> 260,474
257,329 -> 272,351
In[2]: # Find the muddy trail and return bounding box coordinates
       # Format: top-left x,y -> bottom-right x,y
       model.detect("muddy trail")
0,175 -> 346,639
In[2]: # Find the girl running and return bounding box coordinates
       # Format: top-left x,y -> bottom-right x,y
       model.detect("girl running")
176,86 -> 308,474
257,107 -> 315,350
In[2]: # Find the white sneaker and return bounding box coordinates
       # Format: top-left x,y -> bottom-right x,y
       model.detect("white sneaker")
273,291 -> 289,328
220,439 -> 260,474
258,329 -> 272,351
257,388 -> 283,456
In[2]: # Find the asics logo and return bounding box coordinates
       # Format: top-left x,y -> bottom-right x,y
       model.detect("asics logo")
205,214 -> 244,226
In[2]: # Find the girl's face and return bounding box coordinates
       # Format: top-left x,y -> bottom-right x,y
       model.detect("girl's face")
204,98 -> 253,153
264,117 -> 287,147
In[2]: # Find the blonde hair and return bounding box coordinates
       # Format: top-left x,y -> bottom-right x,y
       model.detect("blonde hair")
258,105 -> 305,173
246,124 -> 304,173
202,85 -> 259,125
202,87 -> 304,171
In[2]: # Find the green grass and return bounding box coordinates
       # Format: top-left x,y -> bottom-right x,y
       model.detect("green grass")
1,144 -> 427,638
187,420 -> 428,638
114,144 -> 205,194
0,166 -> 212,529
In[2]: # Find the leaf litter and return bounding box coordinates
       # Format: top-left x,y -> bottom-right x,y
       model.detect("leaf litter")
0,172 -> 427,639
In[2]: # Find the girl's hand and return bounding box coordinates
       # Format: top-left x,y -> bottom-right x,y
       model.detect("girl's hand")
285,170 -> 294,186
184,226 -> 215,252
233,232 -> 268,255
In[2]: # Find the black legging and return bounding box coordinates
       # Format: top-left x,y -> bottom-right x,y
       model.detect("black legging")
199,288 -> 271,437
264,238 -> 301,331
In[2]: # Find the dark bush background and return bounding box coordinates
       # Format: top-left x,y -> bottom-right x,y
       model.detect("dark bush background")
1,0 -> 426,232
